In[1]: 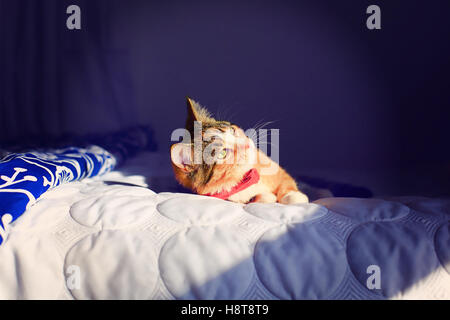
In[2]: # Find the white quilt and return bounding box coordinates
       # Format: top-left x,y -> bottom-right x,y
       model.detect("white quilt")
0,152 -> 449,300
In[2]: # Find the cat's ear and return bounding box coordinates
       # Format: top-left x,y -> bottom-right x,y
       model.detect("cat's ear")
186,97 -> 202,122
170,143 -> 194,171
186,97 -> 214,133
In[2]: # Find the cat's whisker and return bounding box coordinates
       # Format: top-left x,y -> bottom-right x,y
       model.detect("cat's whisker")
246,119 -> 277,141
250,119 -> 267,131
227,110 -> 240,123
256,143 -> 279,149
251,120 -> 277,132
259,120 -> 277,129
254,140 -> 279,147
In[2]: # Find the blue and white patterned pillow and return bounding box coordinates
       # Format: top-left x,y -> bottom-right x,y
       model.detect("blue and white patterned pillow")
0,127 -> 156,245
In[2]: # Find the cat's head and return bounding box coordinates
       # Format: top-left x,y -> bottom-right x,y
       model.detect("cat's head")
170,97 -> 256,195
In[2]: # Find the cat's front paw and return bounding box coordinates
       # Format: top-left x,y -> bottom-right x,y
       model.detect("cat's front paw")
280,191 -> 309,204
252,193 -> 277,203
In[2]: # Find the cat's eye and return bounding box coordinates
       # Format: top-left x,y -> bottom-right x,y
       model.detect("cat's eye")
217,148 -> 229,159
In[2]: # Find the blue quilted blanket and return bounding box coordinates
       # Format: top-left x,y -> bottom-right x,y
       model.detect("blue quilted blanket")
0,127 -> 155,244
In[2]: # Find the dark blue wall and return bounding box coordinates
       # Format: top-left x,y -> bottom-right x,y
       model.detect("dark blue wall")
1,0 -> 449,195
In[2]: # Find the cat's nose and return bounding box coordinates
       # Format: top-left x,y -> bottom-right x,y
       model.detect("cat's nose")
247,138 -> 255,149
239,139 -> 253,150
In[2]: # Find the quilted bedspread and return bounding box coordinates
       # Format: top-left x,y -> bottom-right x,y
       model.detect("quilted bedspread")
0,151 -> 449,299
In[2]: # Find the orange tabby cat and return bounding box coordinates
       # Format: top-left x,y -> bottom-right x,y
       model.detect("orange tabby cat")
170,97 -> 309,204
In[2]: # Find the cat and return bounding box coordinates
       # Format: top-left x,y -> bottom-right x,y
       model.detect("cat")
170,97 -> 309,204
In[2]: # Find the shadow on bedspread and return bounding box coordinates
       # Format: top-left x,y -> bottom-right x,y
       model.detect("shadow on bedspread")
165,198 -> 449,300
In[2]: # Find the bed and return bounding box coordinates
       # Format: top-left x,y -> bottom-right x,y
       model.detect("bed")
0,133 -> 449,300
